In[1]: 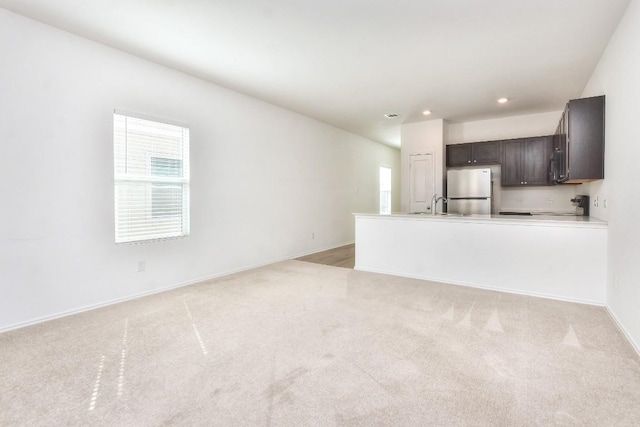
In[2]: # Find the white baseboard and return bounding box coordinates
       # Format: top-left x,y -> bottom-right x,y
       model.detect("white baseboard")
354,266 -> 606,306
0,241 -> 355,334
605,306 -> 640,358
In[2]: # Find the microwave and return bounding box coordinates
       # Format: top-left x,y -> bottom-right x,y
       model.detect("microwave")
551,147 -> 568,183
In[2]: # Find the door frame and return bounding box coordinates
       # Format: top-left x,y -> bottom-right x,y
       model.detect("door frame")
408,151 -> 436,213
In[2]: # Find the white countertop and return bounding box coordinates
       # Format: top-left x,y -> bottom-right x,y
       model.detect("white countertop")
353,212 -> 608,228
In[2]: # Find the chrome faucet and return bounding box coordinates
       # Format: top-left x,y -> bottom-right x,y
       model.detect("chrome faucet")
430,194 -> 447,214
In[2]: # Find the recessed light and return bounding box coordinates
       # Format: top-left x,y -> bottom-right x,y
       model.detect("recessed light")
497,97 -> 509,104
422,110 -> 432,116
384,113 -> 399,118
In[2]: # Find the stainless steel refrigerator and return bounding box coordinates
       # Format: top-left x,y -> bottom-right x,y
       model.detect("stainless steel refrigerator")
446,168 -> 492,214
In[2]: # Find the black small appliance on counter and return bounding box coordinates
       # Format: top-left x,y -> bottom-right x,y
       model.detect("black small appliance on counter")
571,195 -> 590,216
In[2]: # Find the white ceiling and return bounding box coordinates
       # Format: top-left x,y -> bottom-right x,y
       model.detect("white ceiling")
0,0 -> 630,147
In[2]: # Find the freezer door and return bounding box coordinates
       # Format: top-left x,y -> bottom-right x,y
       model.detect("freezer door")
448,198 -> 492,215
447,168 -> 492,198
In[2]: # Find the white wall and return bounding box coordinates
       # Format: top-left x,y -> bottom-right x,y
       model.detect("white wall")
446,112 -> 585,213
580,0 -> 640,351
400,119 -> 445,212
0,10 -> 400,331
446,111 -> 562,144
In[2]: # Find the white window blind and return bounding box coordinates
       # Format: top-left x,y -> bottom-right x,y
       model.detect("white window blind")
114,111 -> 190,243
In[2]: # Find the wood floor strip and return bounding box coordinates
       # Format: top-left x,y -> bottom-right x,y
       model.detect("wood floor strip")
295,244 -> 355,269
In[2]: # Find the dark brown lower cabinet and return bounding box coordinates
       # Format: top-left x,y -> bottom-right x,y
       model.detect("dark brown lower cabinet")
501,136 -> 552,186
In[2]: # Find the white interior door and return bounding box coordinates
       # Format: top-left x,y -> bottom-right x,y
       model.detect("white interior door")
409,153 -> 435,213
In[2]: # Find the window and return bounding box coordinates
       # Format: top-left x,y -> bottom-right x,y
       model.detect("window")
114,111 -> 190,243
379,166 -> 392,214
150,157 -> 183,218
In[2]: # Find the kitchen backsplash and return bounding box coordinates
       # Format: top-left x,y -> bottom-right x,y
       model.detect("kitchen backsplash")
500,185 -> 580,213
488,165 -> 582,213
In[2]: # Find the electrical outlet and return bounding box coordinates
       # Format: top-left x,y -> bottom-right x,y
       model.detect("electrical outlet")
603,199 -> 608,208
593,196 -> 599,207
546,197 -> 554,205
613,276 -> 618,289
311,232 -> 315,240
138,260 -> 146,272
354,188 -> 359,194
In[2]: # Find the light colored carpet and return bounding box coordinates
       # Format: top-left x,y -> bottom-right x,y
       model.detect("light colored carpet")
1,260 -> 640,426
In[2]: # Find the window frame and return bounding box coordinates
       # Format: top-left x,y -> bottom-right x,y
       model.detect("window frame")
113,110 -> 190,244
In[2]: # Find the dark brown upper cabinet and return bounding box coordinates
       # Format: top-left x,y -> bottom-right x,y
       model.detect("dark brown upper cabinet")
446,140 -> 501,167
551,95 -> 605,184
501,136 -> 552,187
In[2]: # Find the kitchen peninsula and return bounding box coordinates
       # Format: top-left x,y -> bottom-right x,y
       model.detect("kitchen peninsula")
354,213 -> 607,304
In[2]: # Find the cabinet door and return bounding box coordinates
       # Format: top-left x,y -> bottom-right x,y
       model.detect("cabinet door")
446,144 -> 472,167
472,141 -> 501,164
501,140 -> 523,186
523,137 -> 551,186
567,96 -> 605,181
